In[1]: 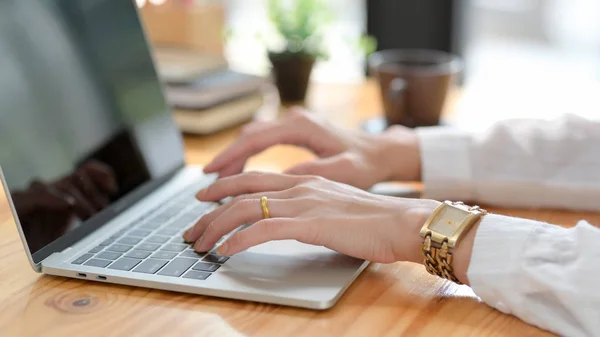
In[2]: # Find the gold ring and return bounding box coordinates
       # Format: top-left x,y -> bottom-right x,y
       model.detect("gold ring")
260,196 -> 270,219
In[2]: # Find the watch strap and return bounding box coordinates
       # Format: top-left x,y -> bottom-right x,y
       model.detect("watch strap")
421,234 -> 460,283
421,201 -> 487,284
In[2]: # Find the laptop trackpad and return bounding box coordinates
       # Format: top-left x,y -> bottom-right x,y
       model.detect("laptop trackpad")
220,240 -> 363,285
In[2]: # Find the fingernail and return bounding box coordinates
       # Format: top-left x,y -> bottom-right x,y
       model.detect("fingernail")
182,230 -> 192,242
193,236 -> 205,252
195,189 -> 206,199
216,241 -> 229,256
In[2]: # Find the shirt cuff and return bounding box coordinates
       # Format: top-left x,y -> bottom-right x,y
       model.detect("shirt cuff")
466,214 -> 563,314
416,127 -> 474,201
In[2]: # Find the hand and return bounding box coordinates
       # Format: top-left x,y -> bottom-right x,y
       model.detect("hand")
12,160 -> 118,222
11,160 -> 118,252
49,160 -> 119,219
203,107 -> 421,190
183,172 -> 439,264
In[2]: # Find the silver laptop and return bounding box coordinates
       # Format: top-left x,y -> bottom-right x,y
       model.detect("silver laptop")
0,0 -> 368,309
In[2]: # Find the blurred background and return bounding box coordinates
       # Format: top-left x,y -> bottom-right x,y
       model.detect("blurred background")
138,0 -> 600,133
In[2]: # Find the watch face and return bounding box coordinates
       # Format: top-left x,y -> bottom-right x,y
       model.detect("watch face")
429,206 -> 469,237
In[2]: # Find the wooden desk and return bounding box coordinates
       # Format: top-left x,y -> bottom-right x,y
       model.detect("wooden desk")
0,81 -> 594,337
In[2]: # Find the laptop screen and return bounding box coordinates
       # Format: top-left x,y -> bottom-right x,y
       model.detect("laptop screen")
0,0 -> 185,264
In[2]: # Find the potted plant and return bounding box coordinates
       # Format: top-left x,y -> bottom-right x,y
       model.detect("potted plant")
266,0 -> 331,102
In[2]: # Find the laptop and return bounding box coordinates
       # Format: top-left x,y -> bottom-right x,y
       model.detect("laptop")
0,0 -> 368,309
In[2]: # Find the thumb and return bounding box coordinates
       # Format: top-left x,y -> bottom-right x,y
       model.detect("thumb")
285,155 -> 347,179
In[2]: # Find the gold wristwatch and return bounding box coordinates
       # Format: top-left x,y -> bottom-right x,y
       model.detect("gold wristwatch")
420,201 -> 488,284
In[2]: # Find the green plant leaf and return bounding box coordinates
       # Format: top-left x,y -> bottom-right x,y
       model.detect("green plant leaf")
358,35 -> 378,55
267,0 -> 331,58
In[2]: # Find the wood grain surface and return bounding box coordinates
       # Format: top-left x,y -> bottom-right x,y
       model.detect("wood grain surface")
0,81 -> 590,337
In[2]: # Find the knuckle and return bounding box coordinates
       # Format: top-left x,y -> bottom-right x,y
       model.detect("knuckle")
195,213 -> 209,226
203,181 -> 219,196
230,195 -> 247,205
291,184 -> 314,195
298,224 -> 321,245
300,195 -> 322,205
287,107 -> 306,118
246,136 -> 262,151
240,121 -> 270,137
292,112 -> 308,122
204,221 -> 217,236
289,110 -> 315,125
307,175 -> 326,183
339,153 -> 355,165
245,171 -> 267,180
240,123 -> 257,136
260,220 -> 280,238
232,198 -> 258,213
226,232 -> 245,248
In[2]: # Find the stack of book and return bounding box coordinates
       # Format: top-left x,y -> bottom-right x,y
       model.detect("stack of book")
153,48 -> 268,135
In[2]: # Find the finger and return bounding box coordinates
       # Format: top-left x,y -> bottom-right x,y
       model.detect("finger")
192,198 -> 296,252
239,119 -> 272,135
216,218 -> 318,256
184,189 -> 294,242
203,119 -> 314,174
56,184 -> 95,219
44,183 -> 76,208
203,121 -> 271,174
81,161 -> 118,194
72,171 -> 107,211
285,155 -> 345,177
195,172 -> 303,202
24,185 -> 74,212
215,158 -> 247,178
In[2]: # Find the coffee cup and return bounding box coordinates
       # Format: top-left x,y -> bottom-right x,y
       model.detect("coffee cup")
368,49 -> 462,128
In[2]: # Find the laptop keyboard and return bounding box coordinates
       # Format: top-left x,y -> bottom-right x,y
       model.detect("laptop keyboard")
71,184 -> 230,281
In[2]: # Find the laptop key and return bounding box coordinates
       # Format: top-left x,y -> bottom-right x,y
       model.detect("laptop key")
140,222 -> 161,229
107,244 -> 133,253
170,221 -> 192,229
129,229 -> 152,237
170,236 -> 187,244
84,259 -> 112,268
72,253 -> 94,265
192,262 -> 220,272
151,251 -> 178,260
183,270 -> 211,280
88,246 -> 104,254
161,244 -> 187,252
97,251 -> 122,260
145,236 -> 170,244
133,259 -> 168,274
202,254 -> 229,264
137,243 -> 161,251
125,250 -> 151,259
100,238 -> 114,246
108,257 -> 143,271
157,258 -> 197,277
157,228 -> 180,236
180,250 -> 205,259
118,237 -> 142,245
109,228 -> 129,239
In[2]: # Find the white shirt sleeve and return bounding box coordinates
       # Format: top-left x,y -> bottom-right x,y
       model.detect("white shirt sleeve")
416,115 -> 600,337
469,215 -> 599,337
417,114 -> 600,212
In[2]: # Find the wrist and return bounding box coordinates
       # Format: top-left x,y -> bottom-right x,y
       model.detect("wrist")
393,199 -> 440,264
413,201 -> 485,286
379,126 -> 422,182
